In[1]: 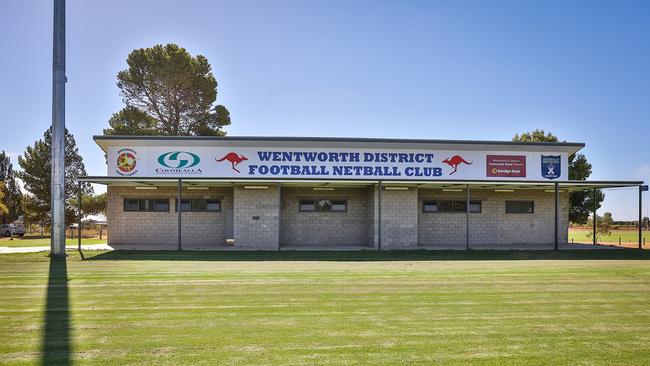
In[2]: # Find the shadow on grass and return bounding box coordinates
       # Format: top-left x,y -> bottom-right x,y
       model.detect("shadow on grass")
41,256 -> 71,366
85,249 -> 650,262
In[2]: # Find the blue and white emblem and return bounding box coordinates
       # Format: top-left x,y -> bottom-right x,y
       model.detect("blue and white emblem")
541,155 -> 561,180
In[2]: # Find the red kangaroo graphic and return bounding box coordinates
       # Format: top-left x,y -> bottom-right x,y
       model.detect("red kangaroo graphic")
442,155 -> 473,175
216,152 -> 248,173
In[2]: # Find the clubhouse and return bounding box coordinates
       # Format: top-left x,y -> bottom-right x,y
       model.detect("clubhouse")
81,136 -> 645,250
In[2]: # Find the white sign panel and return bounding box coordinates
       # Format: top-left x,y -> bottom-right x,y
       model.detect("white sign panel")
107,146 -> 568,181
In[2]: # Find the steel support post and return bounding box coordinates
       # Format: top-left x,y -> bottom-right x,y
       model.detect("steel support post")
78,180 -> 82,252
554,182 -> 559,250
593,187 -> 597,246
640,186 -> 643,249
177,178 -> 182,251
378,181 -> 382,251
466,184 -> 470,250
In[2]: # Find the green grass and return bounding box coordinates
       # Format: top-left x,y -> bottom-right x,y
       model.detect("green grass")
569,228 -> 650,245
0,238 -> 106,248
1,250 -> 650,365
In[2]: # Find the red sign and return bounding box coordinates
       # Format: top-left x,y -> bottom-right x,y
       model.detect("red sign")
486,155 -> 526,177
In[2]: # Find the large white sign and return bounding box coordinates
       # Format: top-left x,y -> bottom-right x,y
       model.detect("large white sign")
108,146 -> 568,181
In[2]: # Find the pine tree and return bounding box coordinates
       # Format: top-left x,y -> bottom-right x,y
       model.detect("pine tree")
18,128 -> 93,225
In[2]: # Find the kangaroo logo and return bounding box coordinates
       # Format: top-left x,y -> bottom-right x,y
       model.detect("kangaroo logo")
442,155 -> 473,175
216,152 -> 248,173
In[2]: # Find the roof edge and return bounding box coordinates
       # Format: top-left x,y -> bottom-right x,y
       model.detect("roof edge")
79,176 -> 643,186
92,135 -> 586,148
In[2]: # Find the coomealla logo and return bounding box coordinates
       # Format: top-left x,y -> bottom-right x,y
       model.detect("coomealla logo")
156,151 -> 203,175
116,148 -> 138,176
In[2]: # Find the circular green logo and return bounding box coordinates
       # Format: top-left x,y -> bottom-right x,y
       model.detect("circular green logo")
158,151 -> 200,169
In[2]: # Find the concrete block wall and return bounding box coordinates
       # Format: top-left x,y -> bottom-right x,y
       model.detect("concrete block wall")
380,188 -> 418,249
280,187 -> 373,247
233,185 -> 280,249
107,184 -> 569,250
417,189 -> 569,247
106,186 -> 233,248
417,190 -> 467,247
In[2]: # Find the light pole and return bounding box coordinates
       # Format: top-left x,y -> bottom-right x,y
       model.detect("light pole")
51,0 -> 66,256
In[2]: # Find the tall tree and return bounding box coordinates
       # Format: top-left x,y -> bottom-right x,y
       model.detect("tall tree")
513,129 -> 604,224
0,183 -> 8,216
104,43 -> 231,136
18,128 -> 93,225
0,151 -> 23,223
70,192 -> 107,219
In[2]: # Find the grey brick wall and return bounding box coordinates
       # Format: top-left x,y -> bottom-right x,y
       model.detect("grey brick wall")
107,184 -> 569,250
380,188 -> 418,249
417,188 -> 569,247
280,187 -> 373,247
106,185 -> 233,248
233,185 -> 280,249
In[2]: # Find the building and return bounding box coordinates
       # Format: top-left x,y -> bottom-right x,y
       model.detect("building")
81,136 -> 645,250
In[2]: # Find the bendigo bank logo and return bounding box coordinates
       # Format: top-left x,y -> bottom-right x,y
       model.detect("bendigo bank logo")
216,152 -> 248,173
442,155 -> 473,175
116,148 -> 137,176
156,151 -> 202,174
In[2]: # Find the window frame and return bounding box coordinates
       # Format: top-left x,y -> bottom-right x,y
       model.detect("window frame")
123,198 -> 170,212
174,198 -> 221,212
505,200 -> 535,214
422,200 -> 482,213
299,199 -> 348,213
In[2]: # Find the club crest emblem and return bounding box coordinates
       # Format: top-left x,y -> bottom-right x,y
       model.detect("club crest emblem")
541,155 -> 561,180
116,148 -> 138,176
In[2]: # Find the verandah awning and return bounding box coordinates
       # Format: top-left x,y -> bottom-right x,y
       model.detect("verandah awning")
79,176 -> 644,192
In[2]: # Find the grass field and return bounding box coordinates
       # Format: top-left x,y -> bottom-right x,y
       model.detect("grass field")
568,228 -> 650,246
0,238 -> 106,248
1,250 -> 650,365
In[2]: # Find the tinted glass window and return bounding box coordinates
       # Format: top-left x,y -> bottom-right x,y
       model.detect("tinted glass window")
206,200 -> 221,212
438,201 -> 453,212
452,201 -> 467,212
423,200 -> 482,213
331,200 -> 347,212
468,200 -> 482,213
299,200 -> 315,212
300,199 -> 347,212
153,199 -> 169,212
191,199 -> 207,212
179,199 -> 191,212
423,201 -> 438,213
316,200 -> 332,212
506,200 -> 534,214
124,199 -> 140,212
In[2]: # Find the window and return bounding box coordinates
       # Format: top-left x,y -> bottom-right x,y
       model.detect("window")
123,198 -> 169,212
175,199 -> 221,212
206,199 -> 221,212
153,199 -> 170,212
422,200 -> 481,213
299,199 -> 347,212
331,200 -> 347,212
506,200 -> 534,214
124,199 -> 140,212
191,199 -> 207,212
299,200 -> 316,212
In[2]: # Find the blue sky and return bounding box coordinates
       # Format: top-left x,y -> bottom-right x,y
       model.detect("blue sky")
0,0 -> 648,219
